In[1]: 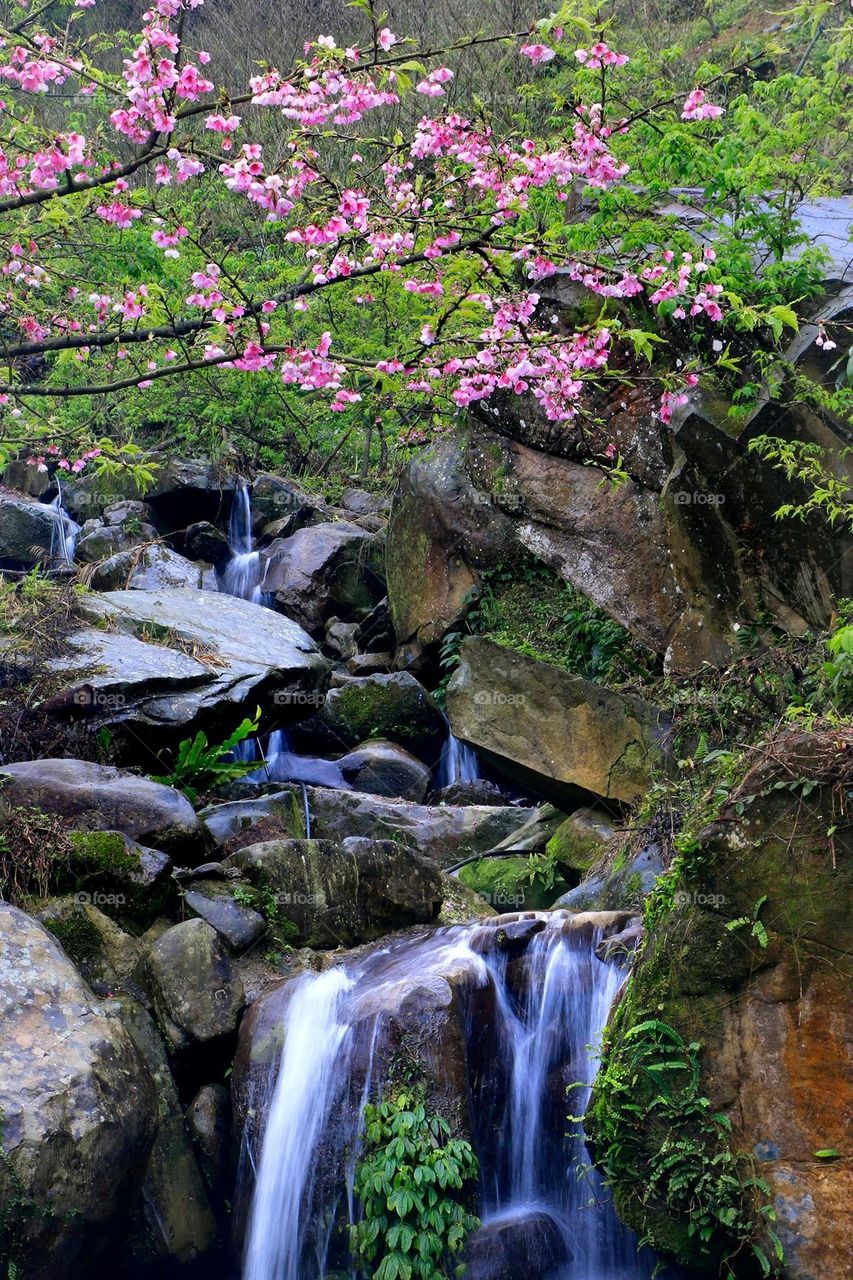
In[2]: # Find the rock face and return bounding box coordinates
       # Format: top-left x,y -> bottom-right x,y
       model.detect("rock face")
227,835 -> 444,946
589,731 -> 853,1280
290,670 -> 447,761
145,457 -> 235,532
0,904 -> 158,1277
259,521 -> 383,634
200,786 -> 538,869
48,587 -> 330,739
146,919 -> 245,1048
446,637 -> 667,806
0,759 -> 201,853
0,493 -> 65,568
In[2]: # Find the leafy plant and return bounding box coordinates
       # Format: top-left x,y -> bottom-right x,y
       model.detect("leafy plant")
725,895 -> 770,949
351,1091 -> 480,1280
151,710 -> 261,801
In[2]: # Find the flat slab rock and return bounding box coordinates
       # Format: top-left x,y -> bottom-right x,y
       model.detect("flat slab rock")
47,587 -> 329,736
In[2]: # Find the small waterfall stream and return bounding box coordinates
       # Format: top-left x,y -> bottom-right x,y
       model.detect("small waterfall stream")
436,720 -> 482,789
221,482 -> 267,603
241,917 -> 663,1280
47,483 -> 79,565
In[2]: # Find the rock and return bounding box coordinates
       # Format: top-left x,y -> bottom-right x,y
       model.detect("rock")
465,1210 -> 570,1280
545,806 -> 617,874
101,498 -> 151,527
201,786 -> 538,869
432,779 -> 507,807
289,671 -> 447,761
0,493 -> 66,568
2,458 -> 54,498
588,729 -> 853,1279
146,919 -> 245,1048
345,651 -> 393,676
75,520 -> 157,562
49,587 -> 330,739
554,842 -> 665,912
37,897 -> 145,997
173,860 -> 230,882
595,917 -> 644,961
258,520 -> 384,634
484,803 -> 567,855
458,856 -> 569,914
324,617 -> 359,659
61,471 -> 150,523
183,881 -> 267,952
355,597 -> 395,653
116,998 -> 217,1262
89,544 -> 204,591
339,488 -> 390,516
0,904 -> 158,1274
145,458 -> 235,532
446,638 -> 667,806
250,473 -> 329,533
336,739 -> 432,802
182,520 -> 231,563
0,759 -> 202,854
226,836 -> 443,946
187,1084 -> 231,1200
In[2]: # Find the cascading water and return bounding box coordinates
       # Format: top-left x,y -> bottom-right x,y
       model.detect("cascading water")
221,482 -> 267,603
47,484 -> 79,565
243,728 -> 352,791
241,916 -> 673,1280
436,723 -> 482,788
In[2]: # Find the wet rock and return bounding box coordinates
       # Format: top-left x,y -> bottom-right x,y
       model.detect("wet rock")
183,520 -> 231,564
250,473 -> 329,533
226,835 -> 443,946
2,458 -> 54,498
116,997 -> 217,1262
484,803 -> 567,855
345,651 -> 393,676
432,779 -> 507,807
0,904 -> 158,1275
201,787 -> 538,869
0,759 -> 201,854
183,881 -> 267,952
290,670 -> 447,761
259,520 -> 384,634
75,519 -> 157,562
446,637 -> 667,806
554,842 -> 665,912
145,457 -> 236,532
337,738 -> 432,802
595,917 -> 644,961
49,587 -> 330,739
89,544 -> 204,591
187,1084 -> 232,1201
545,806 -> 617,874
146,919 -> 245,1047
174,860 -> 230,882
0,492 -> 65,567
468,916 -> 546,957
324,617 -> 359,659
36,897 -> 145,997
465,1210 -> 570,1280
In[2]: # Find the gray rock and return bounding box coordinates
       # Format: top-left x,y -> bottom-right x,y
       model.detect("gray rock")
250,473 -> 329,532
76,520 -> 157,562
89,545 -> 204,592
183,882 -> 267,952
116,998 -> 217,1262
465,1210 -> 570,1279
345,651 -> 393,676
446,637 -> 667,806
183,520 -> 231,563
147,919 -> 245,1047
339,488 -> 390,516
290,670 -> 446,760
0,759 -> 201,854
48,587 -> 330,738
259,520 -> 383,634
0,493 -> 65,567
0,904 -> 158,1274
36,897 -> 145,997
102,498 -> 151,527
337,738 -> 432,802
226,836 -> 443,946
145,458 -> 235,532
554,842 -> 665,911
187,1084 -> 231,1199
201,786 -> 538,870
324,617 -> 359,659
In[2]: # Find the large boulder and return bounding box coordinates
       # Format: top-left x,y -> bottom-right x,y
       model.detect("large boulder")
446,637 -> 667,806
144,458 -> 235,532
249,472 -> 330,534
336,739 -> 432,802
146,919 -> 245,1049
115,999 -> 217,1263
89,545 -> 205,592
0,904 -> 158,1277
46,587 -> 330,740
0,759 -> 202,854
258,521 -> 384,634
289,670 -> 447,761
200,786 -> 538,869
588,730 -> 853,1279
183,880 -> 267,953
465,1211 -> 570,1280
0,492 -> 65,568
37,897 -> 145,997
227,835 -> 444,946
75,519 -> 157,563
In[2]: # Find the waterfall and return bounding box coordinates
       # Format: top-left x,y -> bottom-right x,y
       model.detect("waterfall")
221,482 -> 267,603
436,724 -> 481,788
241,916 -> 664,1280
47,484 -> 79,565
243,728 -> 352,791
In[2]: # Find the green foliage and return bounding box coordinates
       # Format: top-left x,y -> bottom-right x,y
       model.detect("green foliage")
351,1091 -> 480,1280
724,895 -> 769,949
150,710 -> 261,801
747,435 -> 853,530
590,1017 -> 783,1275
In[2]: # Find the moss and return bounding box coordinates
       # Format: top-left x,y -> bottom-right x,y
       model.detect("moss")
68,830 -> 141,877
457,855 -> 568,912
545,817 -> 603,873
44,906 -> 103,965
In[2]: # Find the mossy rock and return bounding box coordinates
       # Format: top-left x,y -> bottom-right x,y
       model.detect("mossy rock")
38,896 -> 145,996
457,855 -> 569,913
545,806 -> 615,874
63,830 -> 175,926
